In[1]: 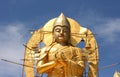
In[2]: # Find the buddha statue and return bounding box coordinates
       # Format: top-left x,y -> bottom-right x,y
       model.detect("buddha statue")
36,13 -> 85,77
24,13 -> 98,77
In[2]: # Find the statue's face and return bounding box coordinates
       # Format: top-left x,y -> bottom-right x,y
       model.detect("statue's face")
53,25 -> 70,44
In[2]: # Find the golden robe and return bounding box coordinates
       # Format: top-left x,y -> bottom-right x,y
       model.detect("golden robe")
37,44 -> 85,77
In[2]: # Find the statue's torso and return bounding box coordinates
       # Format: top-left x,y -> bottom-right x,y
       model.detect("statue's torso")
45,44 -> 84,77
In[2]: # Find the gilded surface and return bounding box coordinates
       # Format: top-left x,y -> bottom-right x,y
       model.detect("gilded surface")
24,13 -> 99,77
113,71 -> 120,77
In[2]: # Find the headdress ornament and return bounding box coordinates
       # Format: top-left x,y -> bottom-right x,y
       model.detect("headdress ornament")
53,13 -> 70,29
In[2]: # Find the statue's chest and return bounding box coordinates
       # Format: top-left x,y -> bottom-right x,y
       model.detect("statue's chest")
48,46 -> 74,61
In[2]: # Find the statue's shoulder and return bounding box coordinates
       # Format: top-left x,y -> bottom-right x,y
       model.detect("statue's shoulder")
37,46 -> 51,60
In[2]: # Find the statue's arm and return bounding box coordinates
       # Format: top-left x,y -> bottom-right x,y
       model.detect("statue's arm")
36,48 -> 57,73
66,48 -> 85,69
67,55 -> 85,69
58,47 -> 85,68
37,60 -> 57,73
60,48 -> 85,74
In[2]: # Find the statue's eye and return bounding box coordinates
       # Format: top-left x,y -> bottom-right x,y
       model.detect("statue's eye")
63,29 -> 67,32
55,28 -> 61,32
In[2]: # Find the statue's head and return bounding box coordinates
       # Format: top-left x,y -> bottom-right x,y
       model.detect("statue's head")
52,13 -> 71,45
43,13 -> 83,46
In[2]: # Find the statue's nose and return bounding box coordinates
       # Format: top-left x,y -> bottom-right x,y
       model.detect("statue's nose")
60,30 -> 64,34
59,30 -> 64,36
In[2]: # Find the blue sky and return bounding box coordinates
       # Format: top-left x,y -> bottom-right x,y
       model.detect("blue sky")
0,0 -> 120,77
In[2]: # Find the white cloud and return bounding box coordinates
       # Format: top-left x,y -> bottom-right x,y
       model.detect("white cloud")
75,10 -> 120,44
0,23 -> 26,77
95,19 -> 120,43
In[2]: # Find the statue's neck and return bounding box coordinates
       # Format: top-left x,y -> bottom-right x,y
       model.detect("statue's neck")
55,42 -> 68,46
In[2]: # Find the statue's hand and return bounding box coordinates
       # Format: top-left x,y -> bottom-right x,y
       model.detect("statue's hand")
55,51 -> 67,66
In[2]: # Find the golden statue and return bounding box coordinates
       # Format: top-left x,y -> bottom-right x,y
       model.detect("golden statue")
24,13 -> 99,77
